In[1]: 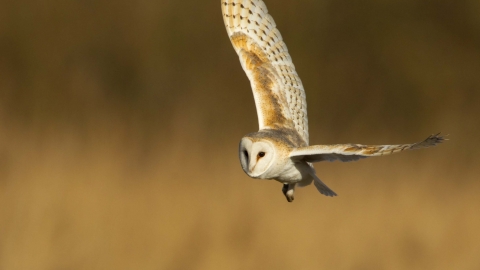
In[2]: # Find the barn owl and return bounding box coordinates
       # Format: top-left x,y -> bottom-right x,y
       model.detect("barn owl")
221,0 -> 445,202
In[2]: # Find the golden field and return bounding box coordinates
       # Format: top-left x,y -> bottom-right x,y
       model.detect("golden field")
0,0 -> 479,269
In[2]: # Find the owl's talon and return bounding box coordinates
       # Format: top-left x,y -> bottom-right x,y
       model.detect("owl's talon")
282,183 -> 295,202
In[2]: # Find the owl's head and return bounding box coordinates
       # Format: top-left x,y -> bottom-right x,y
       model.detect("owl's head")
239,137 -> 277,178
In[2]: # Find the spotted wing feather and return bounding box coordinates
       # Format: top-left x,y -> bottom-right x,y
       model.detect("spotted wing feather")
290,133 -> 446,162
222,0 -> 309,143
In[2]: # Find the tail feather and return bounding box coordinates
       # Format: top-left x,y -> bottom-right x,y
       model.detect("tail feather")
311,173 -> 337,197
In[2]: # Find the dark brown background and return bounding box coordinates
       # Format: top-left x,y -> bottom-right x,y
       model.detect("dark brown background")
1,0 -> 479,269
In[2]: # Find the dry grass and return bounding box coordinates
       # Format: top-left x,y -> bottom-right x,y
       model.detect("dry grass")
1,0 -> 480,269
1,115 -> 478,270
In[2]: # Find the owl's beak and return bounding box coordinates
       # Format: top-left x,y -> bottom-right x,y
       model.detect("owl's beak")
248,163 -> 255,173
248,159 -> 256,174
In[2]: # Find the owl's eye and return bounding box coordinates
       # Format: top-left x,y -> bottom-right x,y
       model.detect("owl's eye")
258,152 -> 265,158
243,150 -> 249,159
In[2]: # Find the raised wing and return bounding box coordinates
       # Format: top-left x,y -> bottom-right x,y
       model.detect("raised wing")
222,0 -> 309,143
289,133 -> 446,162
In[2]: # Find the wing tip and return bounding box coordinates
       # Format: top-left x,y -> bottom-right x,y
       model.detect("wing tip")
423,132 -> 448,147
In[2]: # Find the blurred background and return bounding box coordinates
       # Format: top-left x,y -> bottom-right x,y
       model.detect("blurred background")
0,0 -> 479,269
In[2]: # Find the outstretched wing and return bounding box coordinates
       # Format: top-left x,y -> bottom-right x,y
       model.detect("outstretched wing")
289,133 -> 446,162
222,0 -> 309,143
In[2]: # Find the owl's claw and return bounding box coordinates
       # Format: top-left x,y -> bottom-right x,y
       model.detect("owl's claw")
282,183 -> 295,202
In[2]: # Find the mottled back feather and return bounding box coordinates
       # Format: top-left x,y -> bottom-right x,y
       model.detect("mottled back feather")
222,0 -> 309,144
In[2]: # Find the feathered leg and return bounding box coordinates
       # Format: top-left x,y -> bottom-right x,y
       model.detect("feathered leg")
282,183 -> 296,202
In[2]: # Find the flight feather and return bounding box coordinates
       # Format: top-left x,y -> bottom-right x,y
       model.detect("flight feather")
221,0 -> 309,143
289,133 -> 446,162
